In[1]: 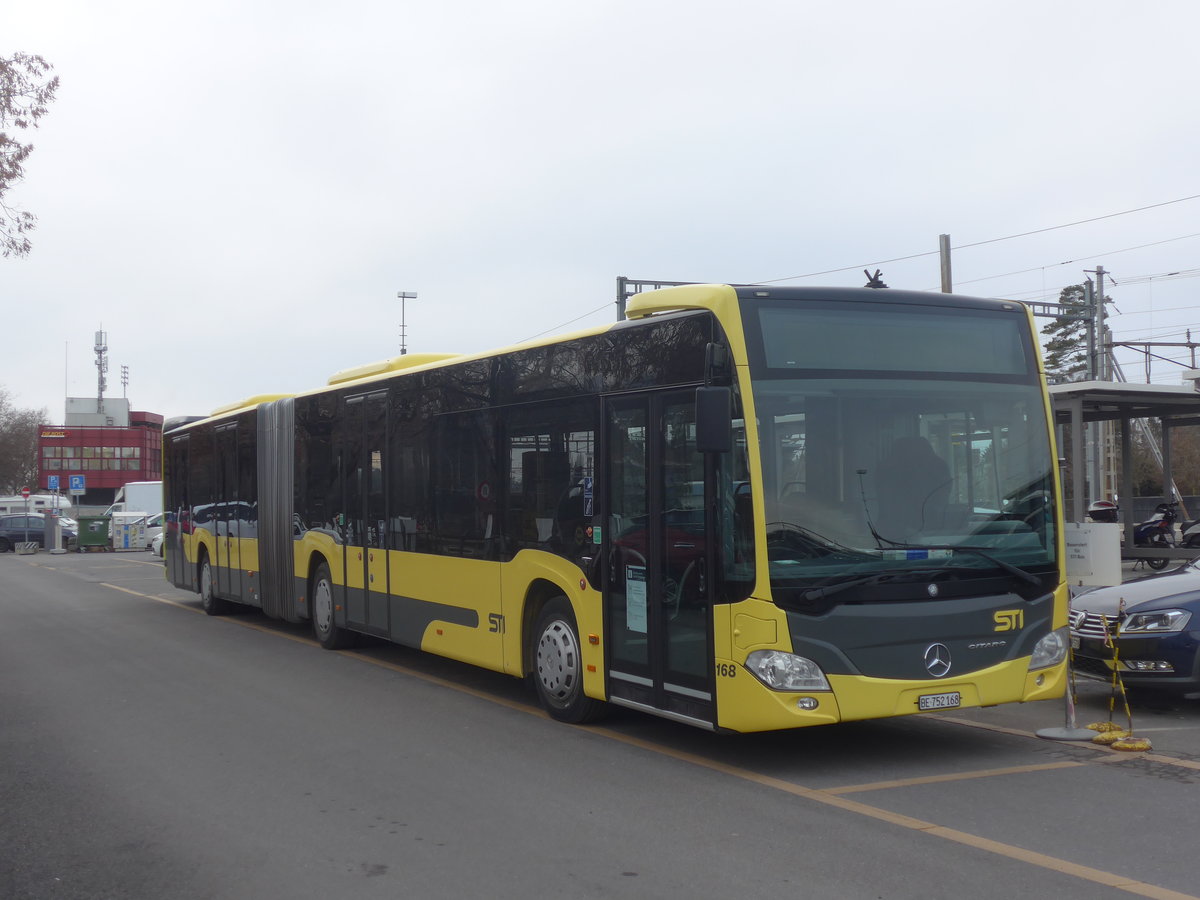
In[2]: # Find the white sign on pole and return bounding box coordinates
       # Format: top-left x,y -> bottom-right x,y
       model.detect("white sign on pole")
1064,523 -> 1122,587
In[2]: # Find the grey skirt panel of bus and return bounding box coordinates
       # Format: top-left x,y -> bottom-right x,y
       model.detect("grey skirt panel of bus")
784,590 -> 1055,680
258,398 -> 301,622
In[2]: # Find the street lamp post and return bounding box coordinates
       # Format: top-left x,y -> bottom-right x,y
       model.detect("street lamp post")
397,291 -> 418,355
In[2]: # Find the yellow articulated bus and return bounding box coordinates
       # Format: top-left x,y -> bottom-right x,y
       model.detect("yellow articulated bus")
163,283 -> 1067,732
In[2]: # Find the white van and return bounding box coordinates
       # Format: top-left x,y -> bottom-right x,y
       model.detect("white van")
0,494 -> 74,518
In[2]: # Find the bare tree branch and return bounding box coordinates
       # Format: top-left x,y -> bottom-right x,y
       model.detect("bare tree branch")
0,52 -> 59,258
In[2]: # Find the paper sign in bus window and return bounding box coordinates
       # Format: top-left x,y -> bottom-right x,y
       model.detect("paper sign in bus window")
626,565 -> 647,633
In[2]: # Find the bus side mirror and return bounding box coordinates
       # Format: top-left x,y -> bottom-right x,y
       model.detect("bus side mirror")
704,342 -> 733,387
695,386 -> 732,453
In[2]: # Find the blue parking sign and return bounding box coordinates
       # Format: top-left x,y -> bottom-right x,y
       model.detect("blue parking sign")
69,475 -> 86,495
47,475 -> 59,491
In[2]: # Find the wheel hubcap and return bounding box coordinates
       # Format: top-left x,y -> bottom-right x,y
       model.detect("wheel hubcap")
536,619 -> 579,704
314,579 -> 333,634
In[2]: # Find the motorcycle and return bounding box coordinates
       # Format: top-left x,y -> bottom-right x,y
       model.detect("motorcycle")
1179,513 -> 1200,548
1087,500 -> 1179,570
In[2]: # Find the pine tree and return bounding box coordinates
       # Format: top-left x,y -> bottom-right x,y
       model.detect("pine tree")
1039,283 -> 1107,382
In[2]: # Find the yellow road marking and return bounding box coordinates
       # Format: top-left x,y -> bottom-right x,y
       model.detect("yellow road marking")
99,579 -> 1199,900
824,760 -> 1095,795
103,584 -> 194,608
930,713 -> 1200,769
581,727 -> 1198,900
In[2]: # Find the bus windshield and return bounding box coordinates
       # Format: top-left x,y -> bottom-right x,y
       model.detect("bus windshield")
744,300 -> 1058,605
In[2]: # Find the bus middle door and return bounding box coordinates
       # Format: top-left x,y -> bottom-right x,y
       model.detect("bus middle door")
340,391 -> 390,636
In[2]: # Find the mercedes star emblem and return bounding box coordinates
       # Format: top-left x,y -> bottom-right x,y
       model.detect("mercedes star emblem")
924,643 -> 952,678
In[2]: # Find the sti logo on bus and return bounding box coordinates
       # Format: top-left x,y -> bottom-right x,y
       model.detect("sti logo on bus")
994,609 -> 1024,632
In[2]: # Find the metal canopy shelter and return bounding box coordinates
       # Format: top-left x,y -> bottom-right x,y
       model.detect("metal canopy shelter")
1051,380 -> 1200,561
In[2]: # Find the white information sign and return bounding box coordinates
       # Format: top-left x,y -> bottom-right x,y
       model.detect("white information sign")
626,565 -> 647,634
1064,522 -> 1122,587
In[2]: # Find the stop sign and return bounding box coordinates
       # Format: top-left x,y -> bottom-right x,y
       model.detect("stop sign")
21,487 -> 29,499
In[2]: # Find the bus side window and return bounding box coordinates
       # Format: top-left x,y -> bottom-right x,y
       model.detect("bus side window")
504,398 -> 597,565
432,411 -> 495,558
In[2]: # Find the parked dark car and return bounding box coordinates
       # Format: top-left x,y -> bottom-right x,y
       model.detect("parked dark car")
1070,560 -> 1200,698
0,513 -> 78,552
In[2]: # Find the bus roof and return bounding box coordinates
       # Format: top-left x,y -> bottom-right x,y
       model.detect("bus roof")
172,283 -> 1025,431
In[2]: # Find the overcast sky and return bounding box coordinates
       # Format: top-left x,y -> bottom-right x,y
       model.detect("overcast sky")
5,0 -> 1200,422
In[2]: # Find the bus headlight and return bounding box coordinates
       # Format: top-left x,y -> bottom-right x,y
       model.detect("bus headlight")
1029,627 -> 1068,670
745,650 -> 831,691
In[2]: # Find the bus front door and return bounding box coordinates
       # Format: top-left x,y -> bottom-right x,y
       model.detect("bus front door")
604,393 -> 714,727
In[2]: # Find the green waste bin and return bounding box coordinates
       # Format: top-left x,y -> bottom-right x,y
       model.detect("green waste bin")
77,516 -> 110,551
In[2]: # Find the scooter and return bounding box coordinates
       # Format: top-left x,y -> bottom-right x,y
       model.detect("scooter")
1179,512 -> 1200,548
1087,500 -> 1179,570
1132,501 -> 1179,570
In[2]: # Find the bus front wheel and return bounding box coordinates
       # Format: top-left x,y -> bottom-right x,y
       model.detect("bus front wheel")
531,597 -> 605,723
311,561 -> 354,650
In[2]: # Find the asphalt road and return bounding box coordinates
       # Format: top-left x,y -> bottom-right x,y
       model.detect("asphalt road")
2,551 -> 1199,900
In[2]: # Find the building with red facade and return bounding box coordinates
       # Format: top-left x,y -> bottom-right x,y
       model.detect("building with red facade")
37,398 -> 163,508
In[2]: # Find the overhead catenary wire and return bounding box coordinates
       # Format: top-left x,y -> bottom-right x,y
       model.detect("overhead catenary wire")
752,193 -> 1200,285
1109,268 -> 1200,286
944,234 -> 1200,290
519,195 -> 1200,350
516,301 -> 611,344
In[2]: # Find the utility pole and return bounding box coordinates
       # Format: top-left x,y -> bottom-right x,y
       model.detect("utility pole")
1079,278 -> 1100,502
1094,266 -> 1112,502
1081,267 -> 1112,502
1084,279 -> 1096,379
1094,265 -> 1107,379
1084,264 -> 1119,502
939,234 -> 953,293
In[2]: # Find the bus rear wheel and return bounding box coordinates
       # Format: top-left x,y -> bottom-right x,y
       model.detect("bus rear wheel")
311,560 -> 353,649
531,597 -> 605,723
199,554 -> 231,616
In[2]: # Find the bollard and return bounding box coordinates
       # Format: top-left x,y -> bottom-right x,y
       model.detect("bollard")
1087,606 -> 1152,752
1037,641 -> 1097,741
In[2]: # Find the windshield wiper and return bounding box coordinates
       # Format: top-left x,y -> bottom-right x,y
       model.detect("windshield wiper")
800,572 -> 897,604
798,568 -> 947,604
806,573 -> 916,602
918,544 -> 1042,588
766,522 -> 871,557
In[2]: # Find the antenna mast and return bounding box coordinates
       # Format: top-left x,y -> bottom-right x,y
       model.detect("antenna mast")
94,329 -> 108,413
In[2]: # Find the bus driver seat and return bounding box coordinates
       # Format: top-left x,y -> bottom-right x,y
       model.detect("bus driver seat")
874,436 -> 951,541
